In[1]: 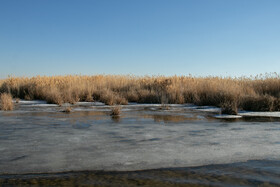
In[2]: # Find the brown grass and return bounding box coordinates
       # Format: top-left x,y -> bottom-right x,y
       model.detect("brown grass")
110,105 -> 122,116
1,74 -> 280,112
0,93 -> 13,111
221,101 -> 238,115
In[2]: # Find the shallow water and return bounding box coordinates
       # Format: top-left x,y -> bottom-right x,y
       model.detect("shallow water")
0,101 -> 280,186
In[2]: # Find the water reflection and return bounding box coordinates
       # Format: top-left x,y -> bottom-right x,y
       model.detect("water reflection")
111,115 -> 121,123
141,114 -> 200,123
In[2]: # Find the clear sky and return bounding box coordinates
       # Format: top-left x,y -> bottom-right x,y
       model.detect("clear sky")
0,0 -> 280,78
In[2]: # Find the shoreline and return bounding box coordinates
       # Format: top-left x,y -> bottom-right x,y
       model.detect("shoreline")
1,159 -> 279,186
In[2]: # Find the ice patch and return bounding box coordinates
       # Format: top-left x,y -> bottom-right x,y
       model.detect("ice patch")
239,111 -> 280,118
73,108 -> 109,112
16,100 -> 47,105
33,104 -> 59,107
214,115 -> 242,119
74,102 -> 105,106
196,106 -> 221,112
15,100 -> 59,107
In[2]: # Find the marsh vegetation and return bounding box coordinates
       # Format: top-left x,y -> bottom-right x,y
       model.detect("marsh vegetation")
1,74 -> 280,113
110,105 -> 122,116
0,93 -> 13,111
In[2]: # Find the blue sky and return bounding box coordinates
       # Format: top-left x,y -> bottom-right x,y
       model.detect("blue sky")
0,0 -> 280,78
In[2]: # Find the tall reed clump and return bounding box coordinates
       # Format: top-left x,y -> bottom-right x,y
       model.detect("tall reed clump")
110,105 -> 121,116
1,73 -> 280,112
0,93 -> 13,111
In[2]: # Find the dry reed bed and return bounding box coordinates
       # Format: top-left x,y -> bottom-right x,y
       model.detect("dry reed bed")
0,93 -> 13,111
1,74 -> 280,112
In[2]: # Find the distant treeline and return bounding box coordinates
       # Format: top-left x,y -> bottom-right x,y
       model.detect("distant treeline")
1,74 -> 280,113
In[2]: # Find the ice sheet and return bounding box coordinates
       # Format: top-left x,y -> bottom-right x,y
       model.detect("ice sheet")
195,106 -> 221,112
214,114 -> 242,119
1,101 -> 280,174
239,111 -> 280,118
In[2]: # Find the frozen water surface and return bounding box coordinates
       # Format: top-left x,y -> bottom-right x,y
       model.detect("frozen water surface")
0,101 -> 280,175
